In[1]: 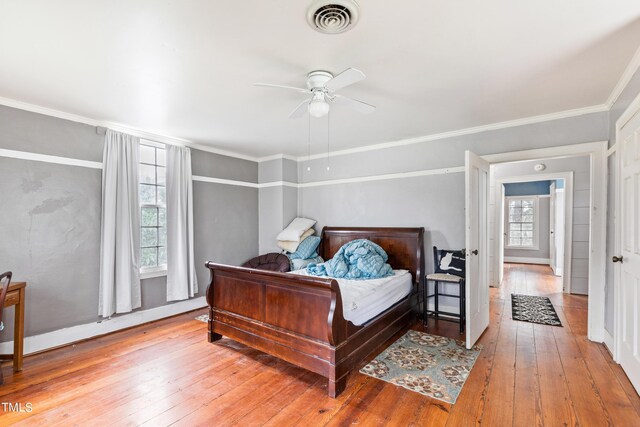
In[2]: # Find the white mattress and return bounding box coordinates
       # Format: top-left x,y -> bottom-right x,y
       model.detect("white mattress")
290,269 -> 413,326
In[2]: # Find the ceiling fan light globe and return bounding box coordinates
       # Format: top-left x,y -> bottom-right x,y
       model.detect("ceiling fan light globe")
309,99 -> 330,118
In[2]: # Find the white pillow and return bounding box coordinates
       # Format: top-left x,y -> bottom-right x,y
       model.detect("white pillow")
276,217 -> 316,242
277,228 -> 315,252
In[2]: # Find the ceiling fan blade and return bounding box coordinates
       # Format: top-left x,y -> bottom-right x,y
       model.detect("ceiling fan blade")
254,83 -> 309,94
288,99 -> 310,118
333,94 -> 376,114
324,68 -> 366,92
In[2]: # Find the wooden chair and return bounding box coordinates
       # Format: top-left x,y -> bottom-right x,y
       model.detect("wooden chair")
0,271 -> 12,385
423,248 -> 466,333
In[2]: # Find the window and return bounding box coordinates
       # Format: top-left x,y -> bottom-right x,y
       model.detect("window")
506,197 -> 538,249
139,142 -> 167,272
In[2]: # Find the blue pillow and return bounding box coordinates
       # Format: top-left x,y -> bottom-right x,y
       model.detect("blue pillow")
289,236 -> 321,260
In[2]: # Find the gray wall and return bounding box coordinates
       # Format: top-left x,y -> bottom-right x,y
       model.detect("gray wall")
287,112 -> 608,312
192,148 -> 258,287
503,196 -> 551,261
258,158 -> 298,254
493,156 -> 591,294
0,106 -> 258,342
604,66 -> 640,335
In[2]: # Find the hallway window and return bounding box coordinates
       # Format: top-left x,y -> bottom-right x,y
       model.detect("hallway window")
506,197 -> 538,249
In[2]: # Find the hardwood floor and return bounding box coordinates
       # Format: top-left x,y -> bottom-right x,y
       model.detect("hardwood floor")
1,263 -> 638,426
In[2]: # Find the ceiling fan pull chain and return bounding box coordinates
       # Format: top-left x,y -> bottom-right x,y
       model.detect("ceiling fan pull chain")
307,112 -> 312,172
326,111 -> 331,171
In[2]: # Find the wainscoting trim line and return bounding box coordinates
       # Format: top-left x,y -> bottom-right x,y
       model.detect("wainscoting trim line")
0,148 -> 102,169
192,175 -> 260,188
298,166 -> 466,188
1,148 -> 464,189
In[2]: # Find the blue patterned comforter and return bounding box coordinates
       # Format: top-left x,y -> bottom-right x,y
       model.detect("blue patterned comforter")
306,239 -> 394,280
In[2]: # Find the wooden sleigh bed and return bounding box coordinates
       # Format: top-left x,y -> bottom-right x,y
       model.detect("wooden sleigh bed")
205,227 -> 425,397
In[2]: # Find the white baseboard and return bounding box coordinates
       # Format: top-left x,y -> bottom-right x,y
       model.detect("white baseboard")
604,330 -> 615,356
504,257 -> 551,265
0,297 -> 207,356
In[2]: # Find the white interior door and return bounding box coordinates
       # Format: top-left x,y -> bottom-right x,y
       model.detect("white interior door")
617,109 -> 640,394
550,182 -> 557,274
465,151 -> 490,349
555,187 -> 565,278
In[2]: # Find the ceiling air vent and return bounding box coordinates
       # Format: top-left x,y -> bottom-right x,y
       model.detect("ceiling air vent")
306,0 -> 360,34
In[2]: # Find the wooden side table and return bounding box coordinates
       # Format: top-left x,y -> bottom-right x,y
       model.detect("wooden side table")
1,281 -> 26,372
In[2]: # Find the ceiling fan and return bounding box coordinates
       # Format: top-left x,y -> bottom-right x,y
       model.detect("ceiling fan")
254,68 -> 376,118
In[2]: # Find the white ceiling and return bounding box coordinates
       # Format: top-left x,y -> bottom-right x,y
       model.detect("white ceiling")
1,1 -> 640,158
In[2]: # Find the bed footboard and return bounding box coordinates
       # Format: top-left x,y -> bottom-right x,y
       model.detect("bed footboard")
205,262 -> 353,395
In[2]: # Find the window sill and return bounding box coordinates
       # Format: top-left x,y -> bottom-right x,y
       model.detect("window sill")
140,268 -> 167,280
505,246 -> 540,251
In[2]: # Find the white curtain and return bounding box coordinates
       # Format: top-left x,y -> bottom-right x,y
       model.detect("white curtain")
166,145 -> 198,301
99,130 -> 141,317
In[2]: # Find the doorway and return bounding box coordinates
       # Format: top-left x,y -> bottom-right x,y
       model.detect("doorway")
463,142 -> 607,349
494,173 -> 573,293
480,141 -> 608,343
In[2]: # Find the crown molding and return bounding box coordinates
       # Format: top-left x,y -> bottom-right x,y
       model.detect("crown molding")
0,98 -> 618,165
0,96 -> 261,163
295,104 -> 609,162
606,43 -> 640,108
257,153 -> 298,163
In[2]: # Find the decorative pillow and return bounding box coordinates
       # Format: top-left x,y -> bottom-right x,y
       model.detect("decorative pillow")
289,236 -> 321,260
434,250 -> 465,277
291,256 -> 324,271
277,228 -> 314,252
276,217 -> 317,242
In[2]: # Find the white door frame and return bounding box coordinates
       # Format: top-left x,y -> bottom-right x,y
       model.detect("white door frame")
482,140 -> 608,342
606,140 -> 618,356
494,172 -> 574,293
612,90 -> 640,362
550,181 -> 557,274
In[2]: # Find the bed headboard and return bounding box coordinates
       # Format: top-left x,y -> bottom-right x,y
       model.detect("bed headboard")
319,227 -> 425,286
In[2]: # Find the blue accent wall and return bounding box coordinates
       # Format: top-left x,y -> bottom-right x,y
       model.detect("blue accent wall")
504,180 -> 552,196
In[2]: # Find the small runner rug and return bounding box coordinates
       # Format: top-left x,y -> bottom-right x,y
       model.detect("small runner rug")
195,314 -> 208,323
359,330 -> 482,404
511,294 -> 562,326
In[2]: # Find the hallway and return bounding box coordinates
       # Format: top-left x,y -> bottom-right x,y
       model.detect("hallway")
497,262 -> 587,312
461,262 -> 637,426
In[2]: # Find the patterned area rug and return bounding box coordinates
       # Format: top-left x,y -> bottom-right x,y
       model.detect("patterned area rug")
360,330 -> 482,404
195,314 -> 208,323
511,294 -> 562,326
